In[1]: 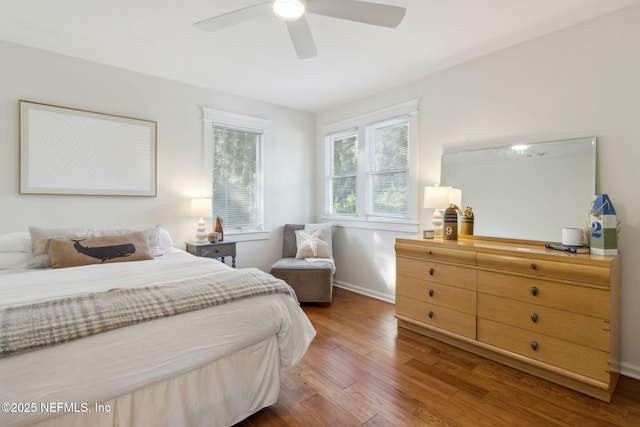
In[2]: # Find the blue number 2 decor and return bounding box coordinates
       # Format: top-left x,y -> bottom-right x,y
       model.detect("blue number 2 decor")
589,194 -> 617,256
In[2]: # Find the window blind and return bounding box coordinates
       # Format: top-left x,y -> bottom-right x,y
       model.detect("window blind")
212,126 -> 262,229
369,119 -> 409,217
330,132 -> 358,214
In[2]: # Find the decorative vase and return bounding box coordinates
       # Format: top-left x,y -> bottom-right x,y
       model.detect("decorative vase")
443,206 -> 458,240
460,206 -> 474,236
589,194 -> 617,255
213,216 -> 224,242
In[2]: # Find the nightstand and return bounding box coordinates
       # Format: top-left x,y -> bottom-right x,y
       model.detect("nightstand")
185,241 -> 236,268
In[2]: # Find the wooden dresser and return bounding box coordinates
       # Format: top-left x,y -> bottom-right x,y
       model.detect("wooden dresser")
395,235 -> 620,402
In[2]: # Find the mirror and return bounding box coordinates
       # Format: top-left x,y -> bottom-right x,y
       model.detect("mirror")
441,137 -> 596,242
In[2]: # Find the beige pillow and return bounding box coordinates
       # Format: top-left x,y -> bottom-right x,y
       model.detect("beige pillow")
295,229 -> 332,259
49,232 -> 153,269
29,227 -> 93,268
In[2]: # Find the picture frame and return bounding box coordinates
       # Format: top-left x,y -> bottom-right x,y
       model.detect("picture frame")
19,100 -> 157,197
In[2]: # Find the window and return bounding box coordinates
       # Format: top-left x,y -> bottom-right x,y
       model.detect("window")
323,101 -> 418,230
211,125 -> 261,229
328,130 -> 358,215
203,108 -> 270,236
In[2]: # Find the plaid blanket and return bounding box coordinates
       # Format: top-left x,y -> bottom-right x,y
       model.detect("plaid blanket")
0,268 -> 294,358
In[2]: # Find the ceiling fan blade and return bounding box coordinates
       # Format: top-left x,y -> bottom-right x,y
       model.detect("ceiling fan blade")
306,0 -> 406,28
286,16 -> 318,59
194,1 -> 272,32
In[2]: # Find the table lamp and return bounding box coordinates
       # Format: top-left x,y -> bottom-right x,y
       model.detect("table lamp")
424,186 -> 462,238
191,198 -> 212,242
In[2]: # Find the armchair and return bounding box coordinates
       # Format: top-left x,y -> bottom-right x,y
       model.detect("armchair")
269,224 -> 334,305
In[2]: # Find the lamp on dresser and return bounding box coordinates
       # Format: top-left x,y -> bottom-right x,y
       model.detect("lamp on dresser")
191,197 -> 212,242
424,185 -> 461,238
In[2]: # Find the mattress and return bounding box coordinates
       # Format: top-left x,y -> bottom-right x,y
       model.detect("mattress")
0,251 -> 316,427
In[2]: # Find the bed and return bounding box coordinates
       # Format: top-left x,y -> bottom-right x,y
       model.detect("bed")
0,228 -> 316,427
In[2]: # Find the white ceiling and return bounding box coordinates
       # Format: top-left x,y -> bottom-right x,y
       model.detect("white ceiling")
1,0 -> 639,113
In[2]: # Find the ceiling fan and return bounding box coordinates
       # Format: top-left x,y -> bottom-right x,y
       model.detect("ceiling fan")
194,0 -> 406,59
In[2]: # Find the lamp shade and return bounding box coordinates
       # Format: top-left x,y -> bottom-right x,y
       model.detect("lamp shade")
424,186 -> 450,209
191,198 -> 212,218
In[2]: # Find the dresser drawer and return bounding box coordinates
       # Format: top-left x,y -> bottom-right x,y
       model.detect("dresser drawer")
395,241 -> 476,265
397,257 -> 476,290
477,271 -> 609,318
199,244 -> 235,257
396,295 -> 476,339
476,253 -> 611,286
477,318 -> 610,382
477,293 -> 609,351
397,276 -> 476,315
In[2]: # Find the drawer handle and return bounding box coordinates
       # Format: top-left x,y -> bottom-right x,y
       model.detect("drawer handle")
428,268 -> 434,276
428,310 -> 434,319
530,341 -> 538,351
531,287 -> 538,296
530,313 -> 538,323
428,289 -> 434,297
531,263 -> 537,270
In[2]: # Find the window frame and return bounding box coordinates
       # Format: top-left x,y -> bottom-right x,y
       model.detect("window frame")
202,107 -> 271,241
321,100 -> 419,232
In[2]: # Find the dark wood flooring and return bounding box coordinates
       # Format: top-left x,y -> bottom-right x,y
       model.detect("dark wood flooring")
236,287 -> 640,426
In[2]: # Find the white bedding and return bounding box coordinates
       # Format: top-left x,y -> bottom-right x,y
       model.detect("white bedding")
0,251 -> 316,427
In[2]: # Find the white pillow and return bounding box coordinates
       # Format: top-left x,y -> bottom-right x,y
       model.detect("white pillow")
157,226 -> 175,253
295,228 -> 332,259
0,252 -> 31,269
305,223 -> 333,256
0,232 -> 33,253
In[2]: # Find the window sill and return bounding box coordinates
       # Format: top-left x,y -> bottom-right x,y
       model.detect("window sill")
318,217 -> 419,233
224,230 -> 271,242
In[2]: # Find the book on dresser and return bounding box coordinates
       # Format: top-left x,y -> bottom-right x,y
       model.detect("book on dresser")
544,242 -> 590,253
395,235 -> 620,402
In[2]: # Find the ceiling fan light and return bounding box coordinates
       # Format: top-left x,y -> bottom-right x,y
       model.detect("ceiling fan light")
273,0 -> 305,21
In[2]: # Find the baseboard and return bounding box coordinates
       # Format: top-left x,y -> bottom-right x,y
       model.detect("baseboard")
333,280 -> 395,304
620,361 -> 640,380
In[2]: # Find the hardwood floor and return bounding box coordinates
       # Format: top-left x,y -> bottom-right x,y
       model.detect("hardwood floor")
236,287 -> 640,426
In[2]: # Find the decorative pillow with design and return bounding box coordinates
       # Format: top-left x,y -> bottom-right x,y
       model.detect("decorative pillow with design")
29,225 -> 173,268
49,232 -> 153,269
305,223 -> 333,256
91,226 -> 168,257
295,228 -> 332,259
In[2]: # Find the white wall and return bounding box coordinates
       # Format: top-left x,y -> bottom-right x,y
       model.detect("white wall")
317,5 -> 640,378
0,40 -> 316,271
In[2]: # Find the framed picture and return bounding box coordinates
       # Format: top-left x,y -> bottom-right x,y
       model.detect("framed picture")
19,100 -> 157,196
